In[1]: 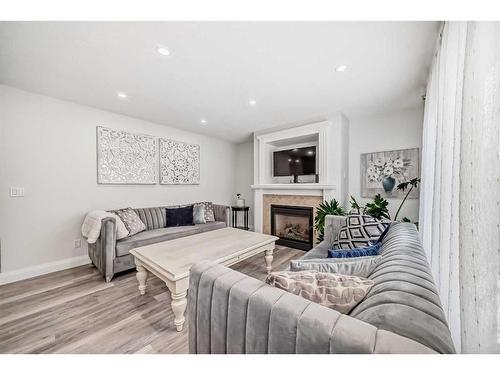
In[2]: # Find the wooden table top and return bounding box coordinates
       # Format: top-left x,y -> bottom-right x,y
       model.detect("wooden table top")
130,227 -> 277,281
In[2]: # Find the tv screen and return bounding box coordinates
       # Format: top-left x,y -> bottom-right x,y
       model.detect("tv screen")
273,146 -> 316,177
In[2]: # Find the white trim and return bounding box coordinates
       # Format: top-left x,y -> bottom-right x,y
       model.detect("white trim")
0,255 -> 91,285
251,183 -> 335,190
255,121 -> 330,143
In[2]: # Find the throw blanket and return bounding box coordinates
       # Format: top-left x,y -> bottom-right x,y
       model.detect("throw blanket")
81,210 -> 128,244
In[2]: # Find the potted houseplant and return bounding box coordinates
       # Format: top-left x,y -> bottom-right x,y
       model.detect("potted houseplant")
314,199 -> 346,241
314,177 -> 421,242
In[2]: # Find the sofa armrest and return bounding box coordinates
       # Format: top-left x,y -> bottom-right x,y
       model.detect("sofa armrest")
87,217 -> 117,282
324,215 -> 346,247
188,261 -> 436,354
212,204 -> 230,226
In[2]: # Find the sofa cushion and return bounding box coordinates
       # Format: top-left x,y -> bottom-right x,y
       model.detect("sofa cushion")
266,270 -> 374,314
333,211 -> 388,249
113,207 -> 146,236
134,207 -> 166,230
166,205 -> 195,227
193,204 -> 206,224
115,221 -> 226,256
290,256 -> 382,278
197,201 -> 215,222
328,242 -> 382,258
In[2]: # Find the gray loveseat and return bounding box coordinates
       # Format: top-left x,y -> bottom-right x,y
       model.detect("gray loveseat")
188,215 -> 456,354
88,204 -> 229,282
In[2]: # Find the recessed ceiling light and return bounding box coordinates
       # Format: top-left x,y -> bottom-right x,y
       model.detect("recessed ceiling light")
248,99 -> 257,106
335,65 -> 347,72
200,119 -> 207,125
157,46 -> 170,56
117,92 -> 128,99
307,150 -> 314,155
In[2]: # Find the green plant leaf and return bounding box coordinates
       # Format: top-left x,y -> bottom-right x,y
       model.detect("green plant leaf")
314,199 -> 346,241
394,177 -> 421,221
364,194 -> 390,220
349,195 -> 361,209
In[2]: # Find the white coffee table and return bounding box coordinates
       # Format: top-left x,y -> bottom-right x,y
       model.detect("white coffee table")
129,227 -> 278,331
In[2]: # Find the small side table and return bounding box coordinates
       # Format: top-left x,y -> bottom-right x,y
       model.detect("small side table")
231,206 -> 250,230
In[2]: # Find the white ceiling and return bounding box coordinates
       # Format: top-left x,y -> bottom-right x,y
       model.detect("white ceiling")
0,22 -> 439,143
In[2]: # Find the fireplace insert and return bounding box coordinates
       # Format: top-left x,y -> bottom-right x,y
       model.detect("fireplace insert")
270,204 -> 313,250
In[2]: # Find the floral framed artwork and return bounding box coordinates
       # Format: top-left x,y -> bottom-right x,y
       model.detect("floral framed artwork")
159,138 -> 200,184
360,148 -> 420,198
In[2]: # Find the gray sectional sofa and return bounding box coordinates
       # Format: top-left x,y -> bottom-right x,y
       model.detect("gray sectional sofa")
88,204 -> 229,282
188,215 -> 456,354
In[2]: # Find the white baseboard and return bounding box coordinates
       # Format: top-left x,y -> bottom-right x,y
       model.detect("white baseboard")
0,255 -> 91,285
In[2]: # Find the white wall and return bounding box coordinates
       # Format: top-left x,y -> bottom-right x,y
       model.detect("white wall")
330,113 -> 350,207
0,85 -> 236,276
348,108 -> 423,221
235,140 -> 254,228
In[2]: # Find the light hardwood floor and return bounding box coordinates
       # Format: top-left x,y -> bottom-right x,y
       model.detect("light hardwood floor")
0,245 -> 303,354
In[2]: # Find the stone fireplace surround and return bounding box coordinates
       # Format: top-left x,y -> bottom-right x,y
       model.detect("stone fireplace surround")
263,194 -> 322,244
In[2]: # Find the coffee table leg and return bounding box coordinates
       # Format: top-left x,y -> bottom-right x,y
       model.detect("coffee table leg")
136,265 -> 148,295
170,291 -> 187,332
264,248 -> 274,274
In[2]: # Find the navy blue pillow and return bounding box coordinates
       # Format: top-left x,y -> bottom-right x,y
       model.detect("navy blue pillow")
328,242 -> 382,258
165,206 -> 195,227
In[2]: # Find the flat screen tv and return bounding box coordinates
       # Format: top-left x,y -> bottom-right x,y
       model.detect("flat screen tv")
273,146 -> 316,177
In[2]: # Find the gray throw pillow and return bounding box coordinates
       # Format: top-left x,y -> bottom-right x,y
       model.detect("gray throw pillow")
113,208 -> 146,236
197,201 -> 215,222
193,204 -> 206,224
266,270 -> 374,314
289,255 -> 382,278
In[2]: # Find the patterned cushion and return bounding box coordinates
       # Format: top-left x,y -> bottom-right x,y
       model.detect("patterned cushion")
289,255 -> 382,278
113,208 -> 146,236
333,211 -> 388,249
265,270 -> 374,314
193,204 -> 206,224
197,201 -> 215,222
329,242 -> 382,258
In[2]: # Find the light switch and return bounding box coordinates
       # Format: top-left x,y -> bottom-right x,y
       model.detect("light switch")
10,187 -> 25,197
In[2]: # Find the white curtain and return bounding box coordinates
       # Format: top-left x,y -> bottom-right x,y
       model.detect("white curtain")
419,21 -> 500,353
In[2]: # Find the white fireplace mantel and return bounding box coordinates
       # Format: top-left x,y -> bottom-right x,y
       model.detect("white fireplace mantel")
251,183 -> 335,190
252,115 -> 349,234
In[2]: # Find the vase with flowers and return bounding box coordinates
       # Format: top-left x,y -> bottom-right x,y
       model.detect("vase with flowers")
366,156 -> 411,194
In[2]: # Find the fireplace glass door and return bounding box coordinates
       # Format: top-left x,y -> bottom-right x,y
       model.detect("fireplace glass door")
270,205 -> 313,250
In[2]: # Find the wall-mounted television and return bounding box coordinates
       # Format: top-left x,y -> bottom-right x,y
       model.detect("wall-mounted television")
273,146 -> 316,177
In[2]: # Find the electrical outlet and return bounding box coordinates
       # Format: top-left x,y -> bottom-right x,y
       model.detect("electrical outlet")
74,239 -> 82,248
10,187 -> 25,197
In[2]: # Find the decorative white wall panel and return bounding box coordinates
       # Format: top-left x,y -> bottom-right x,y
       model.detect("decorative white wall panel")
159,138 -> 200,185
96,126 -> 157,184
